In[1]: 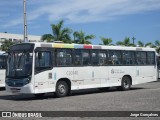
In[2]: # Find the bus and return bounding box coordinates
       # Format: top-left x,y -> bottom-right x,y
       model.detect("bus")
157,54 -> 160,79
5,43 -> 157,97
0,51 -> 7,87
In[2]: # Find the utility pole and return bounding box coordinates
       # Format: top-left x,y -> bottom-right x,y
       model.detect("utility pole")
23,0 -> 28,42
132,36 -> 136,45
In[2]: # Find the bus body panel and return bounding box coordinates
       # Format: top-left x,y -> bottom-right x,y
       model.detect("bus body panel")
0,70 -> 5,87
5,83 -> 34,94
136,66 -> 156,84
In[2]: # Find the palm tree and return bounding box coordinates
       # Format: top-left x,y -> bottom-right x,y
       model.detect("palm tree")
51,20 -> 72,43
74,30 -> 95,44
155,40 -> 160,54
0,40 -> 15,52
145,42 -> 154,47
137,41 -> 154,48
41,20 -> 72,43
137,41 -> 144,47
41,34 -> 54,42
100,37 -> 113,45
116,37 -> 135,46
73,31 -> 79,43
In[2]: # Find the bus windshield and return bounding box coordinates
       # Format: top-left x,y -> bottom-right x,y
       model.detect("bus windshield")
158,56 -> 160,69
0,55 -> 7,69
7,51 -> 33,78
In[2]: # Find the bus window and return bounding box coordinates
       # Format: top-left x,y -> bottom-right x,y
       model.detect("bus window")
108,50 -> 122,65
91,50 -> 99,65
74,49 -> 82,66
82,50 -> 90,65
35,51 -> 52,72
141,52 -> 147,64
98,50 -> 107,65
123,51 -> 136,65
56,49 -> 72,66
136,52 -> 147,65
108,50 -> 114,65
114,50 -> 122,65
147,52 -> 155,65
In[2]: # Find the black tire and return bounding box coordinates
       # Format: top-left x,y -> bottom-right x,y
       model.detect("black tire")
56,81 -> 68,98
118,76 -> 131,91
34,93 -> 45,98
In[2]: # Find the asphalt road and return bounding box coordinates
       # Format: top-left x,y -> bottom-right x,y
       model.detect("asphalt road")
0,80 -> 160,120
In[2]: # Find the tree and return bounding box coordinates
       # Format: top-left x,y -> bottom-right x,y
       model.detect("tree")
51,20 -> 72,43
137,41 -> 154,47
0,40 -> 15,52
41,34 -> 54,42
41,20 -> 72,43
73,31 -> 79,43
74,30 -> 95,44
155,40 -> 160,54
100,37 -> 113,45
137,41 -> 144,47
116,37 -> 135,46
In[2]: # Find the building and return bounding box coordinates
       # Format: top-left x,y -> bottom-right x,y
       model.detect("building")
0,32 -> 41,45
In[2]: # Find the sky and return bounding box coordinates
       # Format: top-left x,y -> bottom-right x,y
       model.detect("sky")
0,0 -> 160,45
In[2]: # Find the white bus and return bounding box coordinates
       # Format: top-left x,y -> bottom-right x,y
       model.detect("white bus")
0,51 -> 7,87
157,54 -> 160,79
5,43 -> 157,97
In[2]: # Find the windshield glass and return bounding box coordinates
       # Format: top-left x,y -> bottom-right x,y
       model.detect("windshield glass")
7,52 -> 33,78
0,55 -> 7,69
158,56 -> 160,69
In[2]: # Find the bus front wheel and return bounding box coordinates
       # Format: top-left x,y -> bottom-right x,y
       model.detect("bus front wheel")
118,76 -> 131,91
56,81 -> 68,98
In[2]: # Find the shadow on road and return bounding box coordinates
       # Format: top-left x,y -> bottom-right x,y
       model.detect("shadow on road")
0,87 -> 5,91
0,87 -> 146,101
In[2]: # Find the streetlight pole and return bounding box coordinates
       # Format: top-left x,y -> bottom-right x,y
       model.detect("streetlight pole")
23,0 -> 28,42
132,36 -> 136,45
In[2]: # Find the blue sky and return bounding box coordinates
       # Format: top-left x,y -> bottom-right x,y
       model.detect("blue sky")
0,0 -> 160,45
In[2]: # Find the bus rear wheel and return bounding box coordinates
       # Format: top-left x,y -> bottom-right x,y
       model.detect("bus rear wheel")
118,76 -> 131,91
56,81 -> 68,98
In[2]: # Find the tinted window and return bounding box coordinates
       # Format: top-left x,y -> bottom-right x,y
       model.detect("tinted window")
56,49 -> 72,66
98,50 -> 107,65
108,50 -> 122,65
136,52 -> 147,65
82,50 -> 90,65
123,51 -> 136,65
147,52 -> 155,65
91,50 -> 99,65
74,50 -> 82,66
35,52 -> 52,67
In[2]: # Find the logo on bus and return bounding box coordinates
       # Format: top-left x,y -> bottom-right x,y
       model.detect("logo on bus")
111,69 -> 114,74
66,71 -> 78,76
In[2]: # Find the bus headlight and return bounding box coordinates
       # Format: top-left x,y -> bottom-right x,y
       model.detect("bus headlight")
24,76 -> 31,84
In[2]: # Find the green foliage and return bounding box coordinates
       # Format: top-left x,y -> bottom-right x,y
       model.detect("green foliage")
155,40 -> 160,53
41,20 -> 72,43
0,40 -> 15,52
137,41 -> 144,47
73,30 -> 95,44
100,37 -> 113,45
116,37 -> 134,46
51,20 -> 72,42
41,34 -> 54,42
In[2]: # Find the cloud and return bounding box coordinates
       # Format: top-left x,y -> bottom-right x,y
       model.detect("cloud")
2,0 -> 160,28
28,0 -> 160,23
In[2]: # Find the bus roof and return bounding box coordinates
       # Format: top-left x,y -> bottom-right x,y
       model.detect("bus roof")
14,42 -> 156,52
